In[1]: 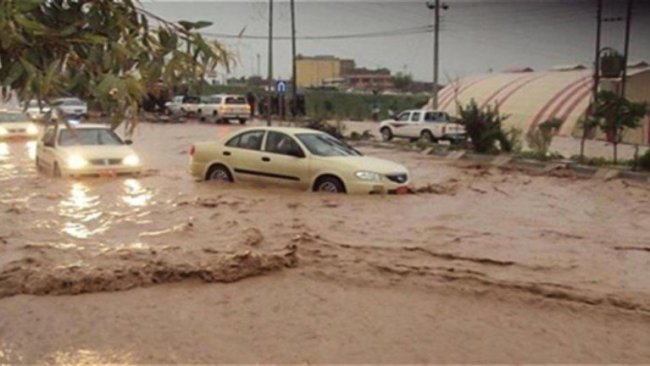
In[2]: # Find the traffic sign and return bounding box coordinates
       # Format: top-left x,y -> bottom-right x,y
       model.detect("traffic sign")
275,80 -> 287,94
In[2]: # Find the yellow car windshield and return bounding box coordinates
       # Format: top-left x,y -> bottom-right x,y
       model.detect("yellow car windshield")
0,113 -> 30,123
58,129 -> 124,147
296,133 -> 361,157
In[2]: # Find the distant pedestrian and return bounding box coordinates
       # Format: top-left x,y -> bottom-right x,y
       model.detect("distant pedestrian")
371,103 -> 380,122
246,91 -> 256,118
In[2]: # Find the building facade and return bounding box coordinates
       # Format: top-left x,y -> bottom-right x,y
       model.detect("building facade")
432,64 -> 650,145
296,55 -> 355,89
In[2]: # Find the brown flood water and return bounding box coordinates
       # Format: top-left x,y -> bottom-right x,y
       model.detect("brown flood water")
1,121 -> 650,363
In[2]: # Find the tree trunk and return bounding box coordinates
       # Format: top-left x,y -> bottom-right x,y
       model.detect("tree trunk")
613,142 -> 618,164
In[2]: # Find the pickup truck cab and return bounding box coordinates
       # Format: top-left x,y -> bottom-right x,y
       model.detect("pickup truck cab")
379,109 -> 466,144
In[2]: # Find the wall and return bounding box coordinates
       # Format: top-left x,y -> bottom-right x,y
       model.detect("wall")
296,58 -> 342,88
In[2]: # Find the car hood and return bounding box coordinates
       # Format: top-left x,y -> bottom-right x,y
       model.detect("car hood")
58,145 -> 137,159
319,156 -> 408,174
1,121 -> 35,129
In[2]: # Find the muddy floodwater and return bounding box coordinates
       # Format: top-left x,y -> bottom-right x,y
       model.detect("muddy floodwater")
1,121 -> 650,363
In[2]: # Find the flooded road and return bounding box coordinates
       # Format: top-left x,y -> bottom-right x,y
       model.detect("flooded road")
1,121 -> 650,363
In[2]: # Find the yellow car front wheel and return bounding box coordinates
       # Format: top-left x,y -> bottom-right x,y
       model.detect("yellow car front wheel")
314,176 -> 345,193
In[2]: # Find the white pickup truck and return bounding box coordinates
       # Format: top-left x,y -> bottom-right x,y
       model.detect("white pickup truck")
165,95 -> 201,117
379,109 -> 466,144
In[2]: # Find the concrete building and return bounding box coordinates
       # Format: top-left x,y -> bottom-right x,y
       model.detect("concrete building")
430,62 -> 650,145
344,68 -> 394,91
296,55 -> 355,89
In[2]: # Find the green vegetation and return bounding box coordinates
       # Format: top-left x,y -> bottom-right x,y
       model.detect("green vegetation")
0,0 -> 230,129
591,91 -> 648,164
202,84 -> 429,121
456,99 -> 513,154
638,149 -> 650,172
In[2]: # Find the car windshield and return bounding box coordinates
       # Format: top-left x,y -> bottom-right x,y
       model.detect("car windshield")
58,128 -> 124,146
183,96 -> 200,104
28,100 -> 48,108
0,113 -> 30,123
225,96 -> 246,105
295,133 -> 362,157
57,98 -> 84,106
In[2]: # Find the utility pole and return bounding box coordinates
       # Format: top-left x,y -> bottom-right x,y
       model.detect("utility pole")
621,0 -> 633,98
426,1 -> 448,110
290,0 -> 298,119
592,0 -> 603,108
267,0 -> 273,126
583,0 -> 602,159
257,53 -> 261,76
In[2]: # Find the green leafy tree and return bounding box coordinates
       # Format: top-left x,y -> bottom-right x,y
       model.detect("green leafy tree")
592,91 -> 648,163
456,99 -> 511,153
0,0 -> 232,131
393,72 -> 413,91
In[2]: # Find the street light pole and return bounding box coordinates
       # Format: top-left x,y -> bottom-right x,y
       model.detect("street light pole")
426,1 -> 448,110
621,0 -> 633,98
267,0 -> 273,126
290,0 -> 298,119
582,0 -> 603,160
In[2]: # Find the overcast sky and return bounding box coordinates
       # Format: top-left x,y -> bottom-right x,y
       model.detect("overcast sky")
141,0 -> 650,83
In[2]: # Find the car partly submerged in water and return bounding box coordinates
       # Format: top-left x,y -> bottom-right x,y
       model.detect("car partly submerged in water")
189,126 -> 411,194
36,124 -> 142,177
0,110 -> 41,139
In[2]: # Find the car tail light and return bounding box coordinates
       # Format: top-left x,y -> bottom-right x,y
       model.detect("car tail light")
189,145 -> 195,156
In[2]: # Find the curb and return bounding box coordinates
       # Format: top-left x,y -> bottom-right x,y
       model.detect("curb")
349,140 -> 650,183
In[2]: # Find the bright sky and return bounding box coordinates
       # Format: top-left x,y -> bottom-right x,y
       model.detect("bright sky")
141,0 -> 650,83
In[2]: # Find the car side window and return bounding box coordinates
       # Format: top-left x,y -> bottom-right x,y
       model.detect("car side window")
411,112 -> 421,122
42,128 -> 56,147
425,112 -> 442,123
397,112 -> 410,121
265,131 -> 304,157
226,130 -> 264,151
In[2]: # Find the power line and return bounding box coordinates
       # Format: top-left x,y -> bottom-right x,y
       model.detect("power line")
200,26 -> 433,41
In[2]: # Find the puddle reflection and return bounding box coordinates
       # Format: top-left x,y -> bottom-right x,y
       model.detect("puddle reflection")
0,142 -> 8,157
58,179 -> 155,239
26,140 -> 36,160
122,178 -> 153,207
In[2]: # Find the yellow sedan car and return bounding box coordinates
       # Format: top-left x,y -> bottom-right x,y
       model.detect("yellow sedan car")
0,111 -> 40,139
189,127 -> 411,194
36,124 -> 142,177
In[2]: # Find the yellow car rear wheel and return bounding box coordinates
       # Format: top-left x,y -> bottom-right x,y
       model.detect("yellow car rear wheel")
206,164 -> 233,182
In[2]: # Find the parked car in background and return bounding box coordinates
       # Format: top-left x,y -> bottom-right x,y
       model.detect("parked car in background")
25,100 -> 51,121
53,97 -> 88,118
0,110 -> 40,139
165,95 -> 201,117
36,124 -> 142,177
197,94 -> 250,124
379,109 -> 466,144
189,126 -> 410,194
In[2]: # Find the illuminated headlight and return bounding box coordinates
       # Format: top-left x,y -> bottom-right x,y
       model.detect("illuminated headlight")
27,124 -> 39,135
0,127 -> 7,136
66,155 -> 88,169
122,154 -> 140,166
355,171 -> 381,181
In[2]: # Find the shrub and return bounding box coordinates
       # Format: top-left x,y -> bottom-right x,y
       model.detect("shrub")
456,99 -> 510,153
639,149 -> 650,171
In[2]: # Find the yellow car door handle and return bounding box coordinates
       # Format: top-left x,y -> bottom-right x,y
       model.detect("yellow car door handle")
261,157 -> 271,162
223,151 -> 231,156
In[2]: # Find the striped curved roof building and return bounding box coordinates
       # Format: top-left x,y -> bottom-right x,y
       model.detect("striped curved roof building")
433,65 -> 650,145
